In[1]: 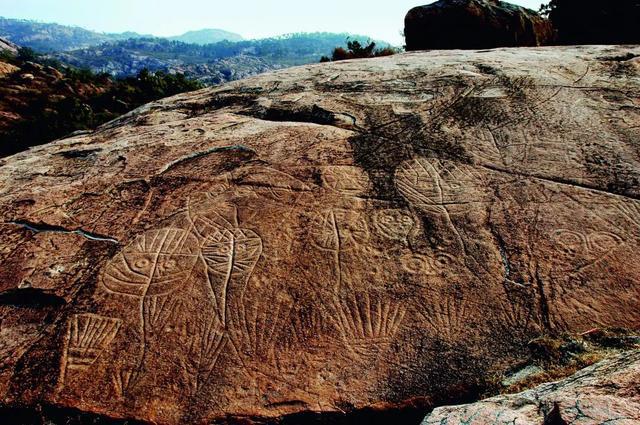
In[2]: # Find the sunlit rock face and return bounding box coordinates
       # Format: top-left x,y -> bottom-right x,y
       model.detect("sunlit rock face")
404,0 -> 553,51
0,36 -> 18,54
422,350 -> 640,424
0,45 -> 639,423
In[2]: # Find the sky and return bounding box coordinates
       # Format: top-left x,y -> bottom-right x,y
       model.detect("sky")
0,0 -> 546,45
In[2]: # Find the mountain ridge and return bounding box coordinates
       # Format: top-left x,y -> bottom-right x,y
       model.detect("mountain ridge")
168,28 -> 244,44
1,17 -> 392,85
0,17 -> 153,52
52,33 -> 390,85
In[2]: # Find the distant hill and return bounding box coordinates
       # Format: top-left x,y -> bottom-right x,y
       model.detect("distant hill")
0,17 -> 150,52
0,17 -> 395,86
0,17 -> 243,52
168,29 -> 244,44
53,33 -> 391,85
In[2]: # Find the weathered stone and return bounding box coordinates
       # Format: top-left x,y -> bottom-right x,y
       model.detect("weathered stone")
0,36 -> 18,54
0,45 -> 639,423
423,349 -> 640,424
500,365 -> 544,387
405,0 -> 553,51
0,61 -> 18,76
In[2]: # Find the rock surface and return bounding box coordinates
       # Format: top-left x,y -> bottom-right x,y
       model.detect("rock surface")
405,0 -> 553,51
0,36 -> 18,54
0,45 -> 639,423
422,349 -> 640,424
0,61 -> 18,76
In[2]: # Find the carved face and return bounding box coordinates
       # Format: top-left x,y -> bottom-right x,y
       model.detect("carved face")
551,229 -> 625,272
374,209 -> 414,240
396,158 -> 488,215
202,228 -> 263,278
401,252 -> 456,275
102,228 -> 199,297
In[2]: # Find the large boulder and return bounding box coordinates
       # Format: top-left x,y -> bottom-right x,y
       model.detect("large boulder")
0,36 -> 18,55
0,45 -> 639,423
423,350 -> 640,424
549,0 -> 640,45
405,0 -> 553,50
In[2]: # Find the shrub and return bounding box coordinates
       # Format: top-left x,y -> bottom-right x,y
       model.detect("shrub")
16,46 -> 38,62
321,38 -> 400,62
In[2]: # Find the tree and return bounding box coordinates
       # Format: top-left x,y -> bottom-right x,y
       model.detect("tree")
322,38 -> 399,63
16,46 -> 38,62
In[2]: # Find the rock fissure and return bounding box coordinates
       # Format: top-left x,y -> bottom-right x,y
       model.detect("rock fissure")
157,144 -> 257,175
7,220 -> 120,244
478,163 -> 640,201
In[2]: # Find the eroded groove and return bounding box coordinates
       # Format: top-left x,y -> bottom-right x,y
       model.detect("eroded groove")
237,104 -> 360,132
158,144 -> 257,175
8,220 -> 119,244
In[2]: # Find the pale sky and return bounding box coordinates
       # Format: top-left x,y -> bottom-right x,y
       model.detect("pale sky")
0,0 -> 546,45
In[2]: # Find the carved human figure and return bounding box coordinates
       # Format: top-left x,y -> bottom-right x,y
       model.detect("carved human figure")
310,209 -> 369,292
102,228 -> 199,392
395,157 -> 488,216
201,228 -> 263,324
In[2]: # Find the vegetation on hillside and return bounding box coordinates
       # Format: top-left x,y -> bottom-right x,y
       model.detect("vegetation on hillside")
1,18 -> 395,84
0,49 -> 202,157
320,40 -> 399,62
53,33 -> 391,82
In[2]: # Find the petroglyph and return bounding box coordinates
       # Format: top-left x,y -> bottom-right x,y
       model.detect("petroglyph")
310,209 -> 369,292
64,314 -> 122,371
321,166 -> 370,196
396,157 -> 489,215
112,368 -> 134,398
102,228 -> 199,297
59,314 -> 121,389
143,297 -> 183,333
228,296 -> 293,365
496,296 -> 537,336
4,45 -> 640,423
202,228 -> 263,323
186,317 -> 227,394
310,209 -> 369,252
231,166 -> 312,201
416,296 -> 469,341
101,228 -> 199,393
615,202 -> 640,231
401,252 -> 457,275
373,209 -> 415,241
283,306 -> 333,349
328,292 -> 406,357
551,229 -> 625,268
